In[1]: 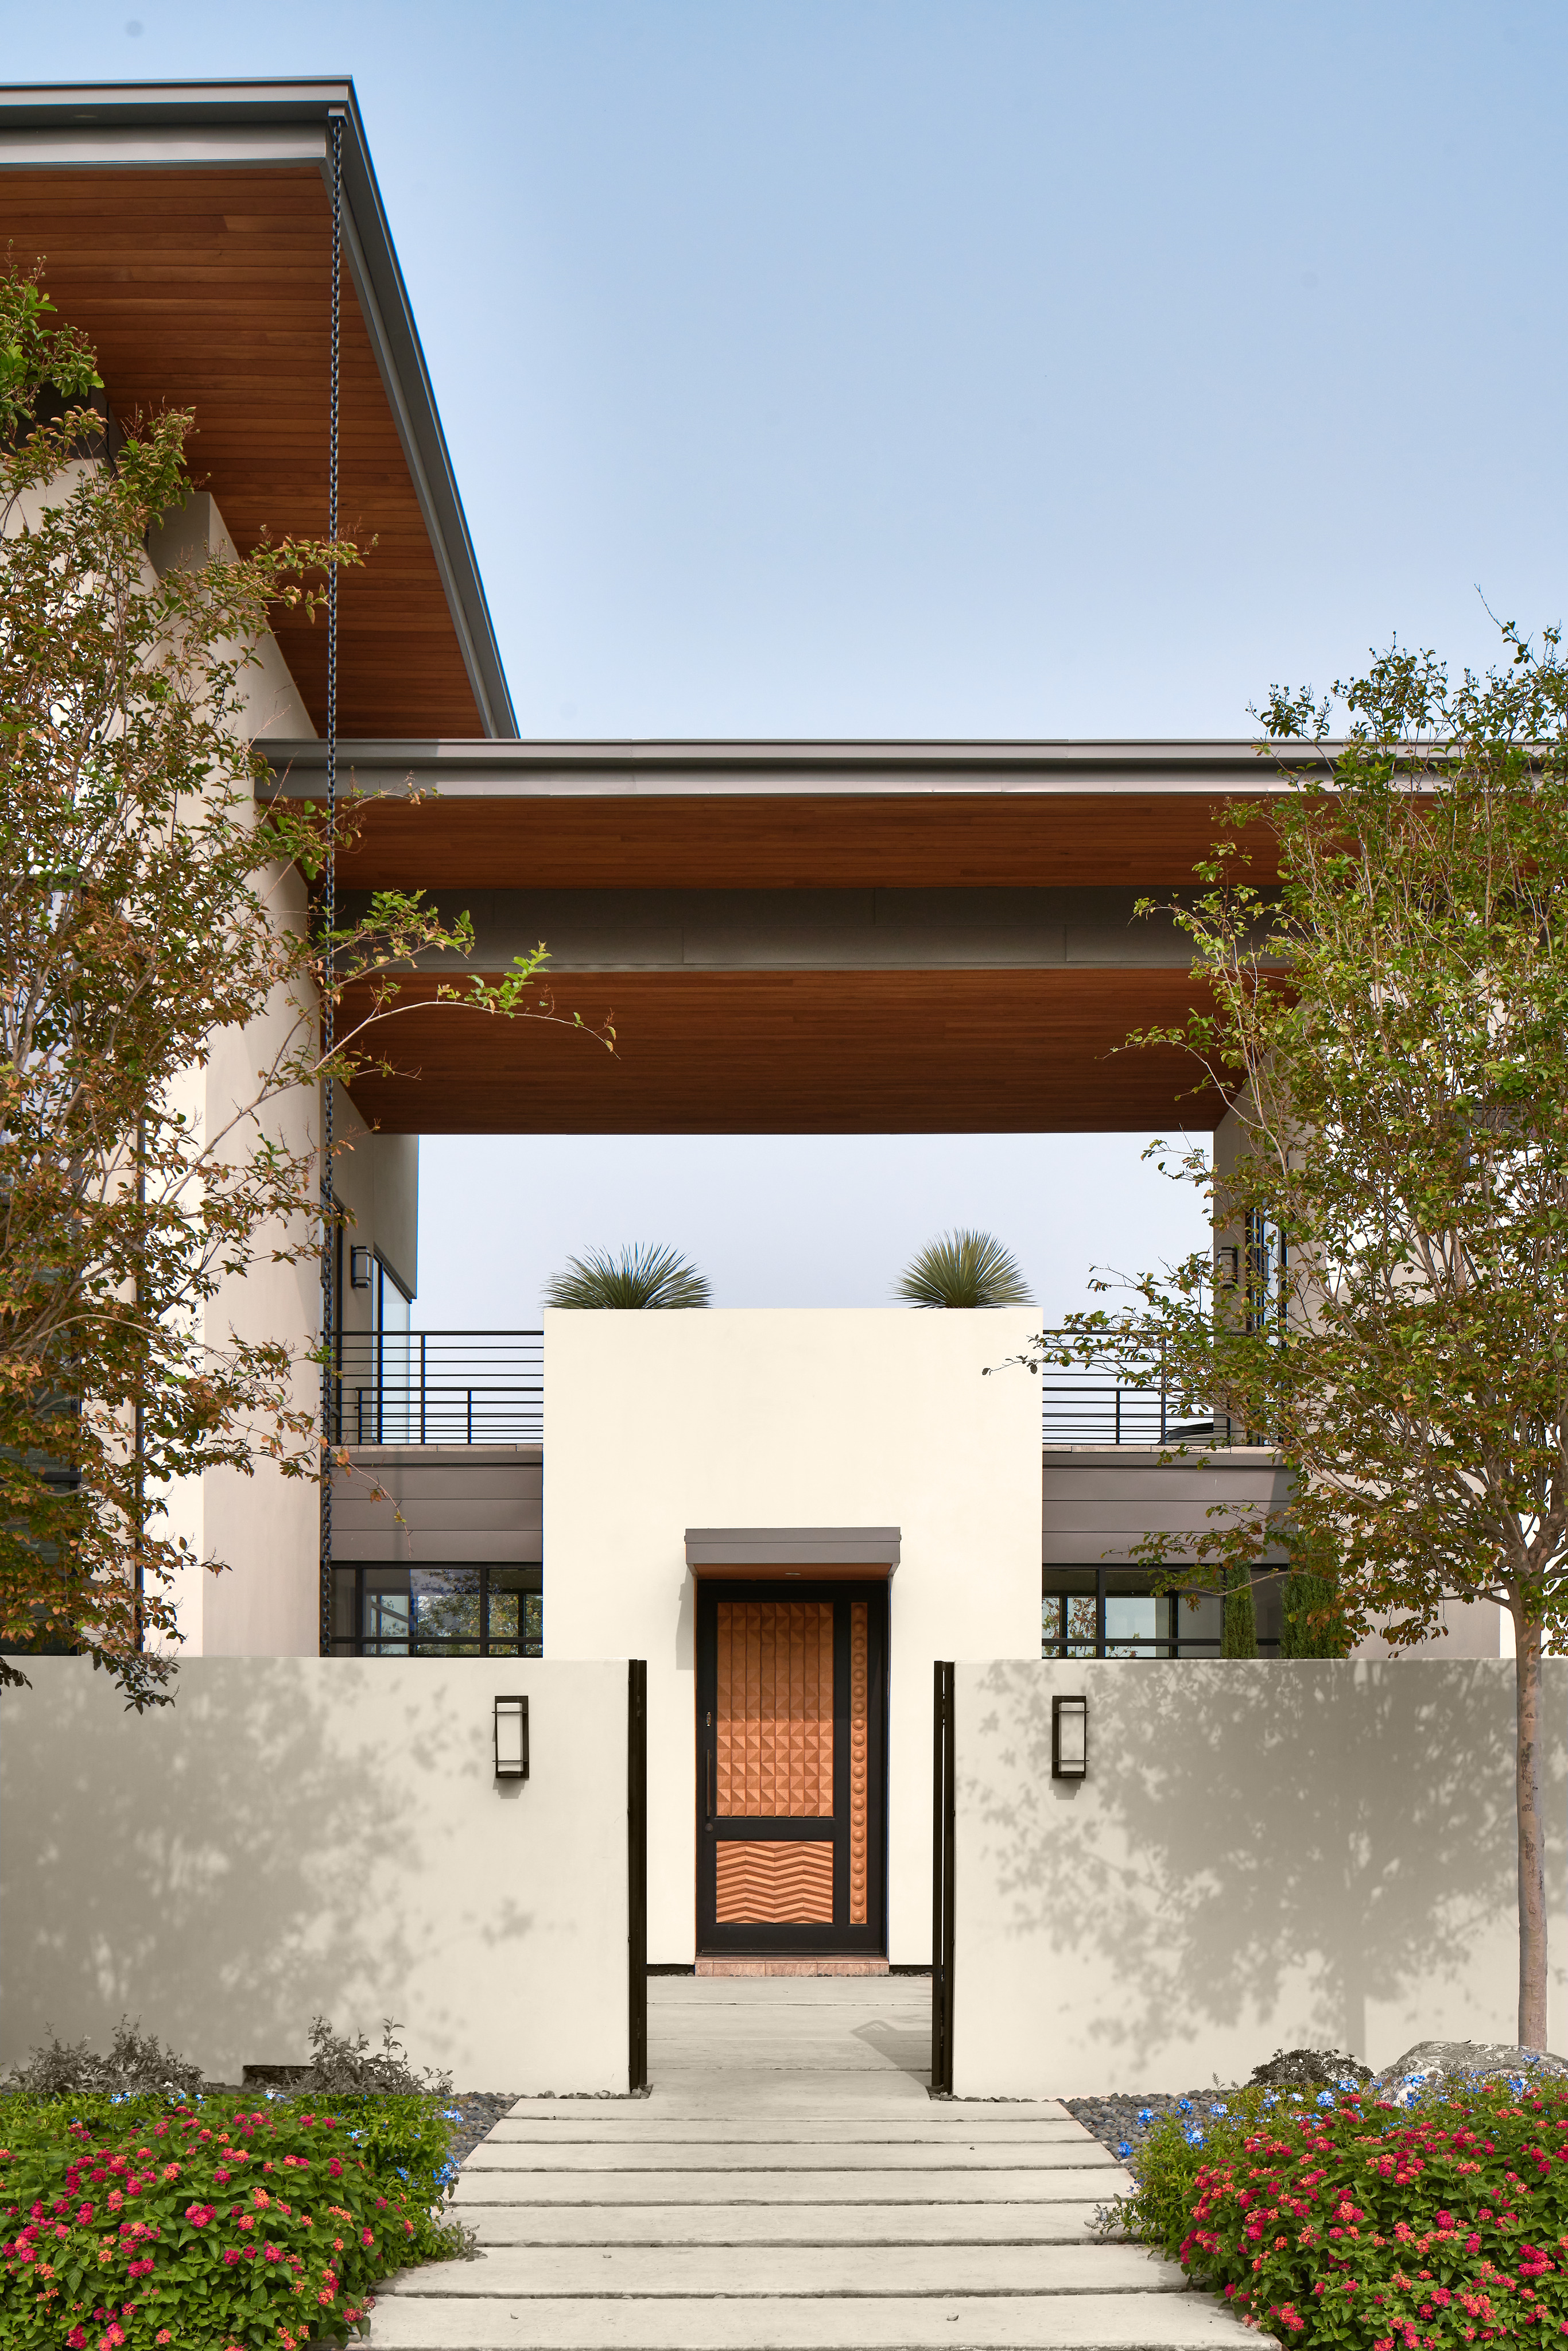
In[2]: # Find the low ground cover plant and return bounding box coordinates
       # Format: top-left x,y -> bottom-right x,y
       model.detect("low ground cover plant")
0,2088 -> 466,2349
1115,2073 -> 1568,2347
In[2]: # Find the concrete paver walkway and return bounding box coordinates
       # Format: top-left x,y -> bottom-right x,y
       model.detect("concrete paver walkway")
369,1977 -> 1251,2349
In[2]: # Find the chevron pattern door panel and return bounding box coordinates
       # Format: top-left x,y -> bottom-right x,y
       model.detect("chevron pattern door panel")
715,1838 -> 835,1924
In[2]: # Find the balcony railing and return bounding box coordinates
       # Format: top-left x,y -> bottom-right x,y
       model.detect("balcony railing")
333,1330 -> 542,1446
1037,1332 -> 1245,1448
328,1326 -> 1249,1451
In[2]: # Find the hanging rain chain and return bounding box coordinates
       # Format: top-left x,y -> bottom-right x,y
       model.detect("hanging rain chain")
320,109 -> 343,1656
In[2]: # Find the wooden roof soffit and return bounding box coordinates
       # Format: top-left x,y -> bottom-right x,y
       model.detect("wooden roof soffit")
0,80 -> 515,741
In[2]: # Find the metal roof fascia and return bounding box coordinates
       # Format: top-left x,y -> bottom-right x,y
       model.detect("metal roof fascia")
258,736 -> 1341,800
0,79 -> 517,742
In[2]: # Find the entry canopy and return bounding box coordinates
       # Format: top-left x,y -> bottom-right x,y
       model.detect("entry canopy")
686,1527 -> 901,1579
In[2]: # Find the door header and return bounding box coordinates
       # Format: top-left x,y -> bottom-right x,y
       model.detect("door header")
685,1526 -> 900,1576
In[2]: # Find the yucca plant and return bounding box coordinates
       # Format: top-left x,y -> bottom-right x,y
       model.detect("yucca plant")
895,1228 -> 1033,1309
542,1243 -> 711,1309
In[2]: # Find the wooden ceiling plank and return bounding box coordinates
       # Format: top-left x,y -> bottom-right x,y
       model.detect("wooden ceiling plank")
1,160 -> 486,738
336,967 -> 1225,1137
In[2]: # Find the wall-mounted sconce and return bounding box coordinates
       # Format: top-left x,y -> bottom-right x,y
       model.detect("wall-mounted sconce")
1051,1693 -> 1088,1780
350,1246 -> 373,1290
1217,1246 -> 1240,1289
494,1695 -> 529,1780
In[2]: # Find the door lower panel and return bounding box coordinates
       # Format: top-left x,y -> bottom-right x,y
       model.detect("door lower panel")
716,1839 -> 835,1923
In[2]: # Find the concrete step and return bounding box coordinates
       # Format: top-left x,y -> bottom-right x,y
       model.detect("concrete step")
461,2144 -> 1121,2175
456,2203 -> 1113,2248
363,2290 -> 1255,2349
386,2245 -> 1179,2298
489,2120 -> 1088,2144
649,1981 -> 934,2005
510,2086 -> 937,2115
450,2168 -> 1130,2208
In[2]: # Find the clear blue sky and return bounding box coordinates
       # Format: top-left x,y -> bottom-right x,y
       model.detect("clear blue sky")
7,2 -> 1563,1316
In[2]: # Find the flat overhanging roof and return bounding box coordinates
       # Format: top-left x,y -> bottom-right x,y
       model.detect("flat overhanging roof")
0,79 -> 515,739
277,738 -> 1268,1136
263,735 -> 1318,891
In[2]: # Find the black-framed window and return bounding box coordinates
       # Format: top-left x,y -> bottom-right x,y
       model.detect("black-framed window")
330,1564 -> 542,1658
1042,1565 -> 1281,1658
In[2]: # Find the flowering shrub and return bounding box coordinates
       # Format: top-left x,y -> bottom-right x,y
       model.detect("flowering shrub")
0,2090 -> 465,2349
1119,2075 -> 1568,2346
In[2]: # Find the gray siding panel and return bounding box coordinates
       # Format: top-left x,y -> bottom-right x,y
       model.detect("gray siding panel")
1042,1449 -> 1291,1566
330,1447 -> 544,1566
339,1469 -> 542,1503
332,1530 -> 543,1564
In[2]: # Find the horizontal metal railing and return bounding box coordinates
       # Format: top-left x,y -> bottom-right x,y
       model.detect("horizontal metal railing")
329,1325 -> 1246,1452
1037,1332 -> 1241,1449
333,1330 -> 542,1446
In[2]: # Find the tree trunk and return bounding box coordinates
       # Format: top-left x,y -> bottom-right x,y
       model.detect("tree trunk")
1516,1608 -> 1548,2051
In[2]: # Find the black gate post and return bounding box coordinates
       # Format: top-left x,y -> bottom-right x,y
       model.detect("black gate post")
627,1659 -> 648,2093
931,1659 -> 956,2095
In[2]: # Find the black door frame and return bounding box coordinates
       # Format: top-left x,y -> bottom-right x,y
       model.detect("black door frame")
695,1577 -> 889,1956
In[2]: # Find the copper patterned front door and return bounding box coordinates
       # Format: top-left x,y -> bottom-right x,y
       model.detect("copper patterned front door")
696,1580 -> 887,1956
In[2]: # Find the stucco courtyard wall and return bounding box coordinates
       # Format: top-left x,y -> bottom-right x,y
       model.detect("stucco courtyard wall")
954,1658 -> 1567,2097
1,1657 -> 629,2092
544,1308 -> 1043,1966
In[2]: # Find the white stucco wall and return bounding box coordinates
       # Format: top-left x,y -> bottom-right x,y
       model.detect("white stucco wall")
151,493 -> 327,1656
333,1083 -> 420,1331
954,1657 -> 1566,2096
544,1308 -> 1043,1965
0,1658 -> 630,2093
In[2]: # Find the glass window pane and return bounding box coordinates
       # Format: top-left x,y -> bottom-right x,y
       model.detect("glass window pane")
362,1571 -> 410,1656
1174,1589 -> 1224,1650
488,1569 -> 542,1657
331,1568 -> 358,1643
410,1569 -> 481,1648
1105,1595 -> 1161,1655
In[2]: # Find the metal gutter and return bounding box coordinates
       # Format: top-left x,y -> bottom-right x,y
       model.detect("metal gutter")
0,78 -> 517,740
261,736 -> 1342,800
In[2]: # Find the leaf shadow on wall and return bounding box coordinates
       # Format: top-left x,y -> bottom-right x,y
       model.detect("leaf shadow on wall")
967,1660 -> 1531,2071
1,1662 -> 529,2079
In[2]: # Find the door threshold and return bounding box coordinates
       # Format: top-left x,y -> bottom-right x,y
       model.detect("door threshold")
695,1956 -> 890,1977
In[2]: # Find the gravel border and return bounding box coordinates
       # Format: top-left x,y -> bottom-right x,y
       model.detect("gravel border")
435,2093 -> 521,2167
1065,2090 -> 1238,2164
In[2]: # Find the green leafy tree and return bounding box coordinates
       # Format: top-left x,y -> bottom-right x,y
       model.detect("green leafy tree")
0,262 -> 604,1706
1218,1568 -> 1257,1657
897,1228 -> 1033,1308
1028,622 -> 1568,2048
1279,1558 -> 1352,1657
543,1243 -> 711,1309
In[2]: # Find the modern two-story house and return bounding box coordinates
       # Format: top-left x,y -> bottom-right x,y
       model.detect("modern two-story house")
1,76 -> 1499,1985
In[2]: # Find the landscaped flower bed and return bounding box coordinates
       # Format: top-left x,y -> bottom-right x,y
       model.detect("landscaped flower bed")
0,2090 -> 467,2350
1117,2074 -> 1568,2346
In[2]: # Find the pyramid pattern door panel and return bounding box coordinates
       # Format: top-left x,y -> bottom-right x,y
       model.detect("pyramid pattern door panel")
697,1581 -> 887,1954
